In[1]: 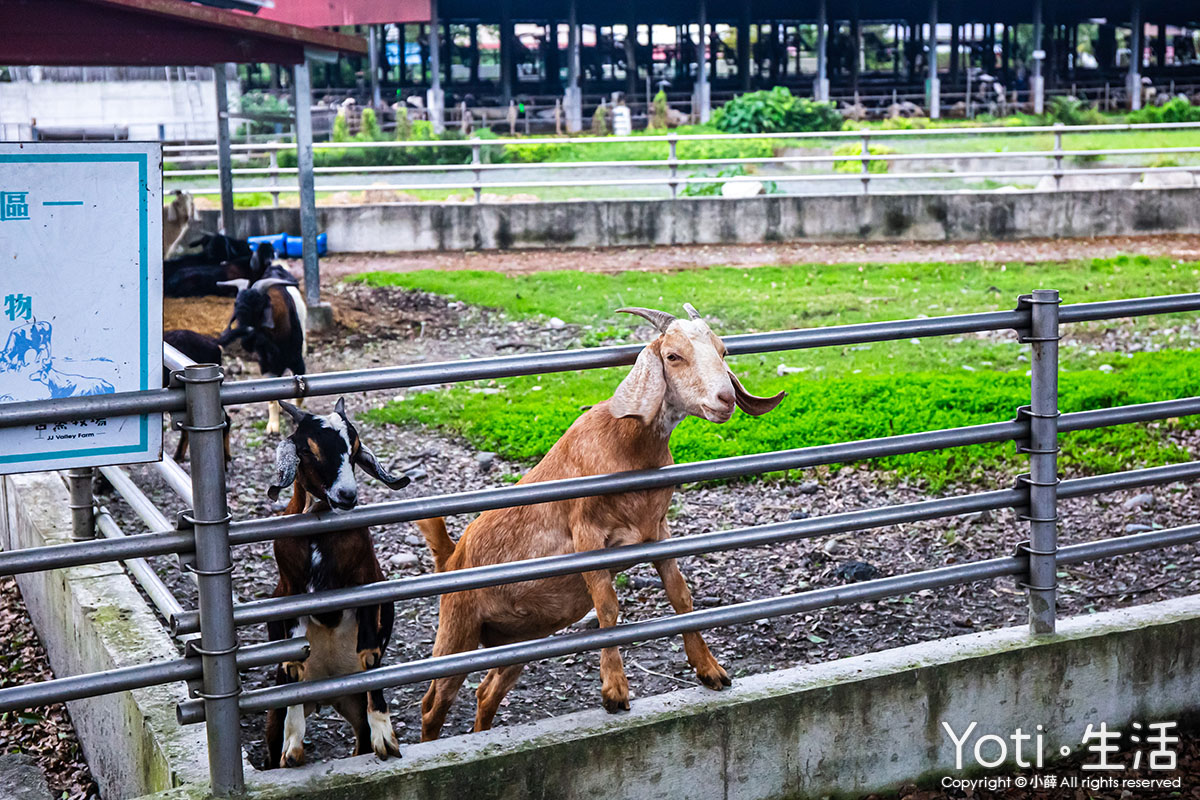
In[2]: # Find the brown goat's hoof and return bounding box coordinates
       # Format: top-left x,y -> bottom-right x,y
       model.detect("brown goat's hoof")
601,693 -> 631,713
697,663 -> 732,690
358,648 -> 382,671
281,749 -> 305,768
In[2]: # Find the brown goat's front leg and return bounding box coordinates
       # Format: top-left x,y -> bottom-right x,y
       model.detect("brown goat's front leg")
582,569 -> 630,712
420,594 -> 479,741
654,557 -> 731,691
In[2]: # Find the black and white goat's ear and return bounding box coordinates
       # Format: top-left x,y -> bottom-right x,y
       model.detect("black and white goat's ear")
727,371 -> 786,416
267,438 -> 298,501
610,343 -> 666,424
334,397 -> 347,416
277,400 -> 306,425
353,443 -> 411,490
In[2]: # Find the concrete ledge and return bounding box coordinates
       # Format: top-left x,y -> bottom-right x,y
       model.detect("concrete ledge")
141,593 -> 1200,800
0,472 -> 208,800
202,188 -> 1200,254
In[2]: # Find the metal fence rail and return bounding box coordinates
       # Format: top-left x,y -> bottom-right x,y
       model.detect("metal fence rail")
160,120 -> 1200,200
2,290 -> 1200,795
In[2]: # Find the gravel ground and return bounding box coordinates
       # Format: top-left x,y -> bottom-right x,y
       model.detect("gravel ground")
316,234 -> 1200,280
0,577 -> 100,799
95,281 -> 1200,776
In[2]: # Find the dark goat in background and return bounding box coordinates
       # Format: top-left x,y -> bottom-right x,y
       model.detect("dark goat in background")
164,242 -> 284,298
217,275 -> 306,434
162,329 -> 231,462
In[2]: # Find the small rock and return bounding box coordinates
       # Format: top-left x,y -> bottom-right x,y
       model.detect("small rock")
475,451 -> 496,471
822,538 -> 847,557
403,534 -> 424,547
404,467 -> 429,482
799,480 -> 819,495
951,616 -> 976,629
832,560 -> 880,582
629,575 -> 664,590
547,317 -> 566,330
1122,492 -> 1155,511
389,551 -> 419,568
1099,363 -> 1114,373
789,510 -> 810,520
1125,523 -> 1154,533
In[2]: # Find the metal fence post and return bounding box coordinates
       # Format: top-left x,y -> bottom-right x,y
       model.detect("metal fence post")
1019,289 -> 1060,635
66,468 -> 95,541
471,140 -> 482,204
859,131 -> 871,194
268,149 -> 280,209
181,363 -> 244,796
1052,123 -> 1064,191
667,132 -> 679,199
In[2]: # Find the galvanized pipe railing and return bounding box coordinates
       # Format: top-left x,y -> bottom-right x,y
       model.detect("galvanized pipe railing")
2,290 -> 1200,795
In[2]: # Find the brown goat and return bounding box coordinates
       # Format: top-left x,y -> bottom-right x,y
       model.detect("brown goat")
414,304 -> 785,740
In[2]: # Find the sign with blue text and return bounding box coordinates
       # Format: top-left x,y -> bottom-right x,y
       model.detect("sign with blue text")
0,143 -> 163,474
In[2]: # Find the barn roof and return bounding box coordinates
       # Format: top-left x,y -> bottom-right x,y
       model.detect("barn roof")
0,0 -> 366,67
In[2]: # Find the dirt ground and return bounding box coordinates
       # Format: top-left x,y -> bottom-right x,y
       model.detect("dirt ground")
318,234 -> 1200,279
14,233 -> 1200,796
99,278 -> 1200,785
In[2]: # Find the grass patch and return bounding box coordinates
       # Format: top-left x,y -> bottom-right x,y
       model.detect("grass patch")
358,255 -> 1200,488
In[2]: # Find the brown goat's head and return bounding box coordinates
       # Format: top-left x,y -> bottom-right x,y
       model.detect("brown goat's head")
612,304 -> 785,426
267,397 -> 409,510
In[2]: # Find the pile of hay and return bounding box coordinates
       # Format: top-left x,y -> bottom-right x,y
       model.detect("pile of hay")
163,296 -> 232,337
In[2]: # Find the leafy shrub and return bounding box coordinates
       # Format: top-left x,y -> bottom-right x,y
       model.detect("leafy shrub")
504,140 -> 565,163
1129,97 -> 1200,124
881,116 -> 930,130
712,86 -> 843,134
650,89 -> 669,129
1045,96 -> 1105,126
331,111 -> 351,142
832,143 -> 894,173
681,166 -> 779,196
358,107 -> 382,142
235,91 -> 292,138
591,104 -> 609,136
394,106 -> 413,140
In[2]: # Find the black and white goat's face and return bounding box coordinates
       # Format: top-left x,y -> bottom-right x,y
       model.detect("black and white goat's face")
267,398 -> 409,510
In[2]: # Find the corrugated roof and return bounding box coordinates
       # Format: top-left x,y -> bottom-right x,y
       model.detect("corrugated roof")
0,0 -> 366,66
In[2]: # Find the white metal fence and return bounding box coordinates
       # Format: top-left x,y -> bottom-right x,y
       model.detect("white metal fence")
161,120 -> 1200,202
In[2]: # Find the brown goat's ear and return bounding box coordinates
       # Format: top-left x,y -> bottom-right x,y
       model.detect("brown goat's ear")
267,438 -> 298,501
728,371 -> 786,416
610,344 -> 666,424
354,443 -> 410,490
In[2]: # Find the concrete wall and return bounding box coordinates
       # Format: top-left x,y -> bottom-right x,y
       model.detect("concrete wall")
0,78 -> 234,142
205,187 -> 1200,254
0,473 -> 208,800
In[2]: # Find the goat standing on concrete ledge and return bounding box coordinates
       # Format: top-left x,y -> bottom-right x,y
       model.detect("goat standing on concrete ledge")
264,399 -> 411,768
414,304 -> 785,740
217,273 -> 307,435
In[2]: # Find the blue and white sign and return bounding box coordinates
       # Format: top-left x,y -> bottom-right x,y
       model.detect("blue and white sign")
0,142 -> 163,474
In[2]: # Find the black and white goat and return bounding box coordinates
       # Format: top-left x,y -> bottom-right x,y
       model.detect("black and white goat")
264,399 -> 410,768
217,269 -> 307,434
162,329 -> 231,463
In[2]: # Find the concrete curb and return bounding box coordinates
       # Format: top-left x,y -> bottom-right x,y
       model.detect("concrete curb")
201,187 -> 1200,254
0,472 -> 209,800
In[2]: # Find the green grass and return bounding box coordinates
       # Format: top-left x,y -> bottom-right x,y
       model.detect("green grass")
356,255 -> 1200,488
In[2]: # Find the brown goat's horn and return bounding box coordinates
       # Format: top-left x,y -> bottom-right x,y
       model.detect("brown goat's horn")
683,303 -> 702,320
616,307 -> 676,334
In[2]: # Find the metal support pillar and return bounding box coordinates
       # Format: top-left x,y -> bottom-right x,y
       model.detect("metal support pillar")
1020,290 -> 1060,635
1128,0 -> 1142,110
949,20 -> 959,84
927,0 -> 940,118
427,0 -> 445,132
293,59 -> 324,327
815,0 -> 829,101
624,14 -> 638,97
66,468 -> 95,541
737,8 -> 751,90
565,0 -> 582,132
367,26 -> 382,107
1031,0 -> 1045,113
694,0 -> 711,122
182,363 -> 243,796
851,10 -> 861,95
213,63 -> 235,238
500,0 -> 514,104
